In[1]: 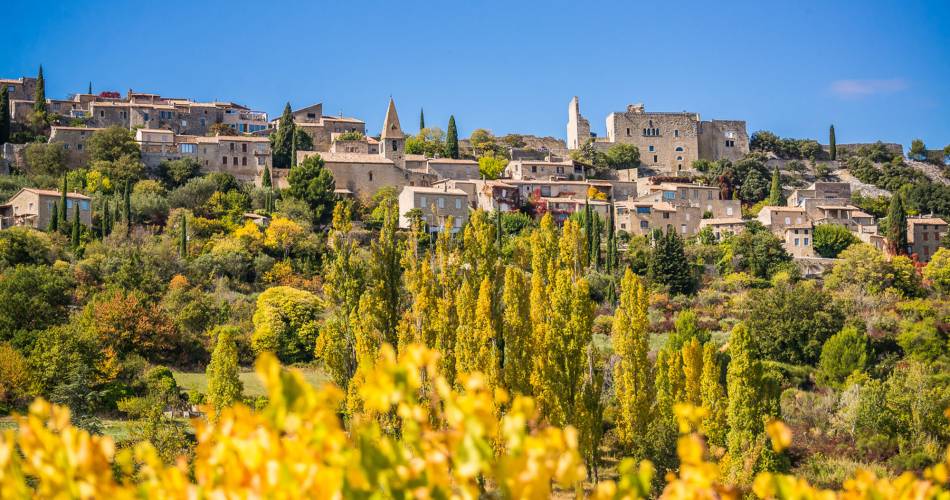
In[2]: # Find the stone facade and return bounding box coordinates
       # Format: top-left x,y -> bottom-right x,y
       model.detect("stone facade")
783,224 -> 815,258
424,158 -> 480,180
398,185 -> 470,233
637,182 -> 740,219
504,157 -> 585,181
614,200 -> 702,237
1,77 -> 37,101
907,216 -> 948,263
48,126 -> 104,168
757,206 -> 808,234
193,136 -> 272,184
567,98 -> 749,174
699,218 -> 746,240
284,103 -> 366,152
0,188 -> 92,230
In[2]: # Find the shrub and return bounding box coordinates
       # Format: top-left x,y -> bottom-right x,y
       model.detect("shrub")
251,286 -> 321,363
817,326 -> 868,387
812,223 -> 859,258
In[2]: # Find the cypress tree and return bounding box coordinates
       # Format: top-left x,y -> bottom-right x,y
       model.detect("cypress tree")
0,86 -> 10,144
87,81 -> 92,95
123,182 -> 132,232
33,65 -> 46,114
71,204 -> 80,247
103,199 -> 111,236
446,115 -> 459,159
261,165 -> 272,188
419,108 -> 425,131
206,326 -> 244,422
648,227 -> 694,295
274,103 -> 294,168
768,166 -> 782,205
59,173 -> 68,230
606,201 -> 616,273
494,209 -> 502,252
584,200 -> 593,268
179,213 -> 187,258
886,193 -> 908,255
829,125 -> 837,160
48,206 -> 58,232
592,216 -> 602,271
290,124 -> 298,167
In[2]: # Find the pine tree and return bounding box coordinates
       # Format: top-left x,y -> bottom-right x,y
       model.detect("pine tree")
70,204 -> 80,248
419,108 -> 425,131
179,213 -> 187,258
123,182 -> 132,232
768,167 -> 782,205
446,115 -> 459,159
501,266 -> 532,395
681,337 -> 703,406
726,322 -> 770,482
0,86 -> 10,144
261,165 -> 272,188
829,125 -> 837,160
700,342 -> 728,448
612,269 -> 653,457
886,193 -> 908,256
206,326 -> 243,421
648,227 -> 694,295
33,65 -> 46,115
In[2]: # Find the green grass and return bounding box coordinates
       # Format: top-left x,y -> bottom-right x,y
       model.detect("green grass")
173,366 -> 329,398
0,415 -> 139,441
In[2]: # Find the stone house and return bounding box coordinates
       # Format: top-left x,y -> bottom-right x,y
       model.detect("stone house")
757,206 -> 808,234
193,135 -> 272,184
398,185 -> 469,233
1,76 -> 37,101
424,158 -> 480,181
135,129 -> 183,169
537,197 -> 609,224
638,182 -> 740,219
907,216 -> 948,263
48,126 -> 104,168
282,103 -> 366,152
614,200 -> 703,237
567,97 -> 749,174
787,182 -> 851,207
783,224 -> 815,258
699,218 -> 747,240
0,188 -> 91,229
433,179 -> 520,212
504,156 -> 585,181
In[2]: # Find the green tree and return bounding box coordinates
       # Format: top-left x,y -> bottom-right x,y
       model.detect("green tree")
363,199 -> 403,348
48,206 -> 58,233
700,343 -> 728,448
477,156 -> 507,179
0,86 -> 10,144
746,280 -> 844,365
456,277 -> 498,388
24,143 -> 67,177
0,265 -> 73,344
768,167 -> 782,205
123,181 -> 132,232
206,326 -> 243,420
813,223 -> 859,258
0,227 -> 52,269
606,143 -> 640,170
261,165 -> 272,188
501,266 -> 532,395
70,203 -> 80,248
33,65 -> 46,115
251,286 -> 321,363
666,309 -> 709,351
817,326 -> 868,387
909,138 -> 927,161
178,213 -> 187,258
612,270 -> 653,457
886,193 -> 908,255
160,158 -> 201,188
827,243 -> 922,297
923,247 -> 950,295
86,126 -> 141,163
648,227 -> 694,294
59,173 -> 68,230
829,125 -> 836,160
271,103 -> 295,168
287,154 -> 336,227
419,108 -> 425,131
445,115 -> 459,159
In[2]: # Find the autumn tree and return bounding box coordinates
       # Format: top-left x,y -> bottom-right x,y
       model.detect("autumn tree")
700,342 -> 728,449
251,286 -> 321,363
612,270 -> 653,458
681,337 -> 703,406
206,326 -> 243,420
362,199 -> 403,349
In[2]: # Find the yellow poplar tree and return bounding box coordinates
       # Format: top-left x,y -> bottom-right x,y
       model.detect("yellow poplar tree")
456,277 -> 498,389
398,224 -> 438,351
501,266 -> 532,395
433,221 -> 460,386
453,279 -> 477,383
612,269 -> 653,457
700,342 -> 728,449
681,337 -> 704,406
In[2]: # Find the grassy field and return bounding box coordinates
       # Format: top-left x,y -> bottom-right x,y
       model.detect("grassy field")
173,366 -> 329,398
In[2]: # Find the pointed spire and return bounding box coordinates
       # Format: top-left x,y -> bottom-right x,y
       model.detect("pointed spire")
380,98 -> 404,140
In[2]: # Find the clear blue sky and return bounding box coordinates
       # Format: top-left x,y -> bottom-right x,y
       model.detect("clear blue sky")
4,0 -> 948,150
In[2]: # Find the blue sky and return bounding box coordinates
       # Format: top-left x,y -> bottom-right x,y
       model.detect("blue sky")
3,0 -> 948,150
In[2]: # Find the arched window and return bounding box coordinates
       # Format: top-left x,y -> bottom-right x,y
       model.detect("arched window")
675,146 -> 684,152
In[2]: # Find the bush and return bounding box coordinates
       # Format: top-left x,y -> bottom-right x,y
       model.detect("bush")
813,223 -> 859,258
817,326 -> 868,387
251,286 -> 321,363
0,227 -> 53,269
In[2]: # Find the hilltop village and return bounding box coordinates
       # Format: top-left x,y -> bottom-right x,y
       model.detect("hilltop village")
1,66 -> 950,496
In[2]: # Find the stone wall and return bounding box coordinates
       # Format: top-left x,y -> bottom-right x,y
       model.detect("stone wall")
606,110 -> 701,171
697,120 -> 749,162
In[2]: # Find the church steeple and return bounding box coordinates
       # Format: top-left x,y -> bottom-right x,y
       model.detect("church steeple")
380,98 -> 405,167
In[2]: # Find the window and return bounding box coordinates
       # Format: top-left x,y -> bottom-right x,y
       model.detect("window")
540,186 -> 551,197
556,166 -> 564,174
675,146 -> 684,152
100,110 -> 105,117
681,224 -> 687,234
663,212 -> 670,219
242,143 -> 247,153
66,200 -> 74,209
662,191 -> 675,200
77,144 -> 83,150
80,201 -> 90,211
794,238 -> 800,246
230,143 -> 235,151
368,172 -> 373,182
923,232 -> 929,241
420,196 -> 427,207
626,128 -> 631,136
531,165 -> 538,173
242,157 -> 247,166
222,156 -> 228,165
392,141 -> 397,151
653,155 -> 658,163
674,129 -> 679,137
725,140 -> 735,147
676,156 -> 683,161
257,157 -> 265,166
726,207 -> 734,216
63,144 -> 69,150
455,218 -> 463,228
455,198 -> 462,209
257,144 -> 266,153
438,197 -> 445,209
232,157 -> 238,165
685,213 -> 691,221
796,217 -> 802,224
648,145 -> 655,152
200,118 -> 206,127
143,113 -> 149,121
640,221 -> 649,229
180,144 -> 196,154
307,113 -> 316,119
804,238 -> 810,246
636,206 -> 651,214
784,217 -> 791,225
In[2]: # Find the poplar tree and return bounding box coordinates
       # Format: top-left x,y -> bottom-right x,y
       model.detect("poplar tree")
768,167 -> 782,205
179,213 -> 187,258
612,269 -> 653,457
399,222 -> 438,351
33,65 -> 46,115
0,86 -> 10,144
666,348 -> 685,405
468,278 -> 499,388
575,345 -> 606,481
681,337 -> 703,406
829,125 -> 836,160
886,193 -> 908,256
453,279 -> 476,384
501,266 -> 532,395
364,200 -> 403,348
700,342 -> 728,448
726,322 -> 769,482
433,223 -> 460,386
206,326 -> 243,421
559,218 -> 586,277
446,115 -> 459,159
316,201 -> 364,392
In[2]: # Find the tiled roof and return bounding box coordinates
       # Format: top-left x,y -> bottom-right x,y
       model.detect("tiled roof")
908,217 -> 947,225
315,152 -> 395,165
18,188 -> 91,200
194,135 -> 270,143
402,186 -> 468,196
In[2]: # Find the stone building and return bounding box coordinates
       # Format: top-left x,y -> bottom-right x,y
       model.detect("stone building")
48,126 -> 104,168
1,77 -> 37,101
0,188 -> 91,230
757,206 -> 808,234
504,156 -> 585,181
614,200 -> 703,237
699,218 -> 746,240
783,223 -> 815,258
424,158 -> 480,180
398,185 -> 470,233
567,97 -> 749,174
907,216 -> 948,263
192,135 -> 272,184
637,182 -> 740,219
280,103 -> 366,152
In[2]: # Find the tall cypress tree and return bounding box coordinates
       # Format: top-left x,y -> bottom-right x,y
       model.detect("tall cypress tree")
290,125 -> 298,167
102,199 -> 111,236
261,165 -> 272,188
59,173 -> 68,230
179,213 -> 188,258
886,193 -> 908,255
48,205 -> 58,232
584,200 -> 593,268
768,166 -> 782,205
33,65 -> 47,114
606,201 -> 616,273
445,115 -> 459,159
123,182 -> 132,232
0,86 -> 10,144
87,81 -> 92,95
71,204 -> 80,248
829,125 -> 837,160
648,227 -> 694,295
419,108 -> 425,131
273,103 -> 294,168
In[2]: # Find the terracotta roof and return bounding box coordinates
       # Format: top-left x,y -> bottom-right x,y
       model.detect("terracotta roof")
816,204 -> 857,211
402,186 -> 468,196
50,126 -> 104,132
907,217 -> 947,225
323,116 -> 364,124
16,188 -> 91,200
194,135 -> 270,143
701,218 -> 746,225
404,154 -> 427,161
315,152 -> 395,165
427,158 -> 478,165
784,223 -> 813,230
761,206 -> 806,212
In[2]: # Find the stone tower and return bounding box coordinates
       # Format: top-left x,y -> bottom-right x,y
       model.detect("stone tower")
567,96 -> 591,150
380,98 -> 406,168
